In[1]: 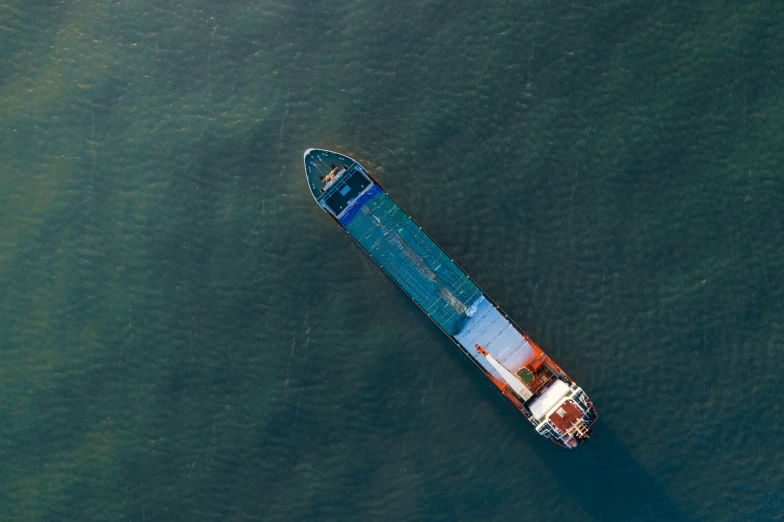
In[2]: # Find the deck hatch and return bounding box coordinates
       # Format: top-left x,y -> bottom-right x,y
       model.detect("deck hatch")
342,191 -> 482,335
324,170 -> 370,215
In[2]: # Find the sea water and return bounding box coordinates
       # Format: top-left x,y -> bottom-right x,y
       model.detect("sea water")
1,1 -> 782,520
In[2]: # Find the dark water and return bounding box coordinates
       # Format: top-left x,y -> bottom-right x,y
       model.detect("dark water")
2,1 -> 783,520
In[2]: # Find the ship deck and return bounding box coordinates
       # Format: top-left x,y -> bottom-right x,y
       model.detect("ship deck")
304,149 -> 355,201
323,169 -> 371,216
341,189 -> 484,336
305,149 -> 559,408
339,180 -> 540,386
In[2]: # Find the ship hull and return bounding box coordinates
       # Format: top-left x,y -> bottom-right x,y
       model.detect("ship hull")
304,148 -> 597,447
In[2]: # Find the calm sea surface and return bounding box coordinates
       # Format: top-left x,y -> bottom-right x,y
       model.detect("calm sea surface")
2,1 -> 783,520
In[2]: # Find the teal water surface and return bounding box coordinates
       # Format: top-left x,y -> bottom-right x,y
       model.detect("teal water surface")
2,1 -> 783,520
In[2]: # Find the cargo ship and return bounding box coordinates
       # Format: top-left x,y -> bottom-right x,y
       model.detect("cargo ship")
303,148 -> 597,448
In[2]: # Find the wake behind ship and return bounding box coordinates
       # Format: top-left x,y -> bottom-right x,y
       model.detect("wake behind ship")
303,148 -> 597,447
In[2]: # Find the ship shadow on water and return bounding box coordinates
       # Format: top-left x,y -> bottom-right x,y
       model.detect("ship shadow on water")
533,419 -> 686,522
422,316 -> 688,521
432,333 -> 688,522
